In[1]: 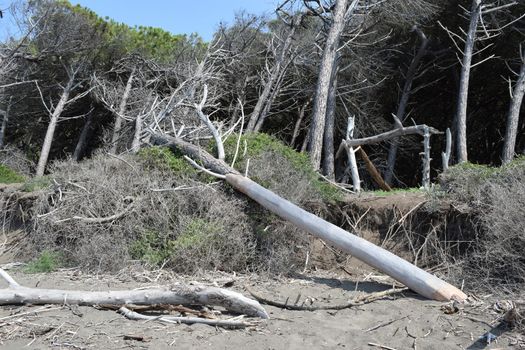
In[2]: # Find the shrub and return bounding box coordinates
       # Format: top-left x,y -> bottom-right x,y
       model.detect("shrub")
440,158 -> 525,291
30,152 -> 308,274
0,164 -> 24,184
0,146 -> 33,176
221,133 -> 341,204
25,251 -> 62,273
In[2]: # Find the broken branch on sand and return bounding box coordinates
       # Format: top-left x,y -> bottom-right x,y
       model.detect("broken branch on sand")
245,284 -> 409,311
0,268 -> 268,322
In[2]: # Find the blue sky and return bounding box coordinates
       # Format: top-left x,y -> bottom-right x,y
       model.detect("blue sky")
69,0 -> 279,41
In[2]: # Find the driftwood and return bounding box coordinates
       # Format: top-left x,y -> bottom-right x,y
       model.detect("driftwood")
118,307 -> 258,328
0,269 -> 268,319
151,134 -> 467,302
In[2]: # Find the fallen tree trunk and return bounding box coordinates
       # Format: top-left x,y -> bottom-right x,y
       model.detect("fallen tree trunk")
226,174 -> 465,301
0,269 -> 268,319
151,134 -> 466,302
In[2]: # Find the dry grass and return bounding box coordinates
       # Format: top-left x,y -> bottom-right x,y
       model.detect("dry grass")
29,140 -> 324,274
440,158 -> 525,292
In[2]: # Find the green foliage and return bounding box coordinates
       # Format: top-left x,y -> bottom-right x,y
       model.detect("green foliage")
129,230 -> 174,266
66,2 -> 206,62
25,251 -> 62,273
222,133 -> 342,202
130,219 -> 221,266
138,147 -> 196,174
0,164 -> 25,184
21,176 -> 51,192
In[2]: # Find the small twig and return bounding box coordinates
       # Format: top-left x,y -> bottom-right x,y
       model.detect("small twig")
54,203 -> 134,224
183,156 -> 226,179
368,342 -> 398,350
365,316 -> 408,332
0,305 -> 64,321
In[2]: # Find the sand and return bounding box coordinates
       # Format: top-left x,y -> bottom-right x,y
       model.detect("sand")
0,266 -> 521,350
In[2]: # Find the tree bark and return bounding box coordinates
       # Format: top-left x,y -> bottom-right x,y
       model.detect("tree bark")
0,98 -> 11,149
131,111 -> 143,153
384,28 -> 429,184
110,69 -> 135,154
0,269 -> 268,319
343,116 -> 360,192
36,76 -> 75,176
502,53 -> 525,164
291,98 -> 312,148
308,0 -> 357,169
322,66 -> 339,179
335,123 -> 441,158
226,173 -> 465,302
152,135 -> 466,302
455,0 -> 482,163
73,112 -> 93,161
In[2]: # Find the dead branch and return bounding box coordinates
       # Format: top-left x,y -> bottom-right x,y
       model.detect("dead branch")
336,123 -> 442,159
0,268 -> 268,319
245,284 -> 409,311
118,306 -> 258,328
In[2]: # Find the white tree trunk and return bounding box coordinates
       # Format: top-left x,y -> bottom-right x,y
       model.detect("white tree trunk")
344,116 -> 360,192
36,77 -> 74,176
308,0 -> 357,169
502,53 -> 525,164
322,66 -> 339,179
110,69 -> 135,154
442,128 -> 452,172
456,0 -> 482,163
0,98 -> 11,149
225,174 -> 466,302
421,126 -> 431,189
0,269 -> 268,318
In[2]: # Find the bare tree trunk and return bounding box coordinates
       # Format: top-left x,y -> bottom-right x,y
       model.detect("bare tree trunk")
36,77 -> 74,176
502,53 -> 525,164
344,116 -> 360,192
308,0 -> 357,169
291,98 -> 312,148
131,113 -> 143,153
226,173 -> 465,302
421,126 -> 431,189
384,28 -> 429,184
253,63 -> 289,132
246,22 -> 298,132
73,112 -> 93,161
456,0 -> 482,163
0,98 -> 11,149
153,133 -> 466,302
322,67 -> 339,179
110,69 -> 135,154
442,128 -> 451,172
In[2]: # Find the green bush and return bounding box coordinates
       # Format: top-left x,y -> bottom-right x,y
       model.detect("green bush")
0,164 -> 25,184
221,133 -> 341,203
138,147 -> 197,175
25,251 -> 62,273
